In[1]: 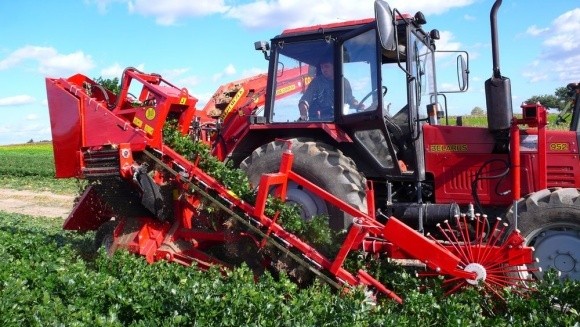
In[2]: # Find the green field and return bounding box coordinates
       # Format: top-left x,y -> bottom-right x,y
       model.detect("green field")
0,142 -> 81,194
444,113 -> 569,129
0,132 -> 578,326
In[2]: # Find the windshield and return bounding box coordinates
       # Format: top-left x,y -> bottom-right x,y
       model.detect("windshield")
270,39 -> 333,122
410,31 -> 436,118
269,29 -> 382,123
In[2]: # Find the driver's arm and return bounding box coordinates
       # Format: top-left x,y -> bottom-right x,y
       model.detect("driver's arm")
344,78 -> 363,110
298,78 -> 318,120
298,100 -> 309,120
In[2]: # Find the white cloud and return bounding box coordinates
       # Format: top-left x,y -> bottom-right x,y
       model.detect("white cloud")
0,95 -> 36,106
176,75 -> 201,92
526,25 -> 549,37
212,64 -> 237,82
100,63 -> 145,78
227,0 -> 475,29
227,1 -> 326,29
390,0 -> 475,15
100,63 -> 124,78
241,67 -> 267,78
440,83 -> 453,92
26,114 -> 39,121
463,14 -> 475,21
88,0 -> 228,24
522,70 -> 548,83
0,122 -> 52,145
552,53 -> 580,83
153,67 -> 200,91
92,0 -> 474,29
523,8 -> 580,83
86,0 -> 123,13
21,123 -> 44,132
128,0 -> 229,25
543,8 -> 580,52
435,31 -> 461,51
522,61 -> 550,83
42,52 -> 94,76
160,68 -> 190,80
224,64 -> 236,75
0,46 -> 94,76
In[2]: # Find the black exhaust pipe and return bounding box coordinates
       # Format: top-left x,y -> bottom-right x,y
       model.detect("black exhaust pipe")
485,0 -> 513,153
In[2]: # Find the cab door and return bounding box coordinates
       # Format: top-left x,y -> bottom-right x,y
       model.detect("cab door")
337,26 -> 406,178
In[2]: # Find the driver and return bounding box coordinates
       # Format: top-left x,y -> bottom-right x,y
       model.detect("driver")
298,59 -> 363,121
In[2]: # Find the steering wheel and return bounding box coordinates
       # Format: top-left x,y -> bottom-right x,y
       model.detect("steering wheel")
358,86 -> 388,110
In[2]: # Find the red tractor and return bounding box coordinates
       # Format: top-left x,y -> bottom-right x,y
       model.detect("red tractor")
204,0 -> 580,281
44,0 -> 577,302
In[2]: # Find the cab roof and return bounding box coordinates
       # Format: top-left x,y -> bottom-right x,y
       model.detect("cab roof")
278,13 -> 413,38
280,18 -> 375,37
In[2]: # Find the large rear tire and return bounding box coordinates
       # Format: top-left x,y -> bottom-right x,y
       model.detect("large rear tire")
239,138 -> 367,231
505,188 -> 580,280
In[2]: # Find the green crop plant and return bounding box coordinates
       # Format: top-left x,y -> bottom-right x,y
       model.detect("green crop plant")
0,212 -> 578,326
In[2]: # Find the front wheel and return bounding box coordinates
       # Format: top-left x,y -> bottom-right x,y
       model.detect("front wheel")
239,138 -> 367,231
505,188 -> 580,281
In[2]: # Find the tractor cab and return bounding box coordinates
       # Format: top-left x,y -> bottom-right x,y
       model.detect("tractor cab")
255,2 -> 466,182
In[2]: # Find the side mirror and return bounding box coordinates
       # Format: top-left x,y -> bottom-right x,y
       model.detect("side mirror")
435,51 -> 469,94
374,0 -> 396,51
457,54 -> 468,91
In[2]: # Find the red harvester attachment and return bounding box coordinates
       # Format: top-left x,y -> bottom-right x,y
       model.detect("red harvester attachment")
46,67 -> 534,303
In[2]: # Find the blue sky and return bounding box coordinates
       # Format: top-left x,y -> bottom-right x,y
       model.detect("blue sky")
0,0 -> 578,145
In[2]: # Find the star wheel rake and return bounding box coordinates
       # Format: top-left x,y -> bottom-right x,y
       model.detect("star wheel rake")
421,214 -> 537,299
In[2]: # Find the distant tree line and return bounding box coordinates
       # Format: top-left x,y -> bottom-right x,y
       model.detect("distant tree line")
524,86 -> 569,111
470,85 -> 571,115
